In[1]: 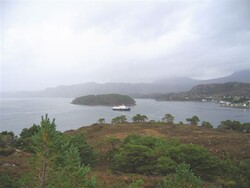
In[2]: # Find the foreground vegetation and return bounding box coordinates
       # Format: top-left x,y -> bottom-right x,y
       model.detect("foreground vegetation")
1,114 -> 250,188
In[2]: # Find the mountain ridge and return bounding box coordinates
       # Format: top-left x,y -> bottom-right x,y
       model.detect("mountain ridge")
2,70 -> 249,98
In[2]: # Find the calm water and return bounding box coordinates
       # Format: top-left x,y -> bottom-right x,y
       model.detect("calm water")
1,98 -> 250,135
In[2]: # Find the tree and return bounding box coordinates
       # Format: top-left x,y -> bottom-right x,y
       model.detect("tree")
55,144 -> 96,188
186,116 -> 200,126
111,115 -> 127,124
169,144 -> 223,180
97,118 -> 105,124
242,123 -> 250,133
201,121 -> 213,129
132,114 -> 148,123
162,114 -> 175,124
17,124 -> 40,152
0,131 -> 17,148
218,120 -> 241,131
67,133 -> 96,166
31,114 -> 62,188
23,114 -> 96,188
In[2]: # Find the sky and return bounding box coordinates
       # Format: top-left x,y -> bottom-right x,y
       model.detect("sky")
0,0 -> 249,92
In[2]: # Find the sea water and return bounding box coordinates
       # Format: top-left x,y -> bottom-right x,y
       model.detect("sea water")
1,98 -> 249,135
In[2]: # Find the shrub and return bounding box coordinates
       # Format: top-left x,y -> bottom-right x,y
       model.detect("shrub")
158,163 -> 202,188
0,148 -> 15,156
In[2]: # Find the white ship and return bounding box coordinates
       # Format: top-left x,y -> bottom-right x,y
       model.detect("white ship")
112,104 -> 131,111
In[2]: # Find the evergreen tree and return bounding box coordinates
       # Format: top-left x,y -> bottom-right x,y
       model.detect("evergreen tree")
132,114 -> 148,123
201,121 -> 213,128
186,116 -> 200,126
20,114 -> 96,188
162,114 -> 175,124
97,118 -> 105,124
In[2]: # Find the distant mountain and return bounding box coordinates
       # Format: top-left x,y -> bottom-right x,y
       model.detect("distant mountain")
201,70 -> 250,84
2,70 -> 249,98
2,82 -> 176,98
153,70 -> 250,85
189,82 -> 250,96
155,82 -> 250,101
152,77 -> 199,92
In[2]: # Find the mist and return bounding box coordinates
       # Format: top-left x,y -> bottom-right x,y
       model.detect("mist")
1,0 -> 249,92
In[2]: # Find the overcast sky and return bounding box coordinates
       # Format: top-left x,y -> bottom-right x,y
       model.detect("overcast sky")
0,0 -> 249,92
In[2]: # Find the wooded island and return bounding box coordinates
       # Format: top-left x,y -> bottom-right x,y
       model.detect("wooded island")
72,94 -> 136,106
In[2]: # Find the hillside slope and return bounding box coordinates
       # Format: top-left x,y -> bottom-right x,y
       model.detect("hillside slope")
155,82 -> 250,101
189,82 -> 250,96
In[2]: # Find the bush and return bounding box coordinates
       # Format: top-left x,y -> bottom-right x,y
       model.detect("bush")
168,144 -> 223,180
158,163 -> 202,188
113,134 -> 224,181
0,148 -> 15,156
0,175 -> 18,188
0,131 -> 17,148
67,133 -> 97,166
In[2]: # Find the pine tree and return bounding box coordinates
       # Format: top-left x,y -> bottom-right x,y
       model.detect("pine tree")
20,114 -> 96,188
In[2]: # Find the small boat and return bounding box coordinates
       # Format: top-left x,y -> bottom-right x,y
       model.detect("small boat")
112,104 -> 131,111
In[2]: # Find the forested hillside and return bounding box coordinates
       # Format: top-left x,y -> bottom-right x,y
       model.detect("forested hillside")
155,82 -> 250,101
190,82 -> 250,96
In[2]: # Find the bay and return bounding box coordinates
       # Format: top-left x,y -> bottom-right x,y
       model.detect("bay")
0,98 -> 249,135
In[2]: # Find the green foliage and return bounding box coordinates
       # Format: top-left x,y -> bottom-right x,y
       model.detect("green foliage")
113,135 -> 178,175
201,121 -> 213,128
217,157 -> 240,187
0,131 -> 17,148
132,114 -> 148,123
30,114 -> 63,187
20,114 -> 95,188
178,121 -> 184,125
112,115 -> 127,124
98,118 -> 105,124
16,173 -> 34,188
67,133 -> 96,166
72,94 -> 136,106
168,144 -> 223,180
159,163 -> 202,188
217,120 -> 250,133
107,137 -> 121,151
218,120 -> 242,131
0,147 -> 15,156
186,116 -> 200,126
239,159 -> 250,187
0,175 -> 18,188
0,131 -> 17,156
54,144 -> 96,188
113,134 -> 224,181
241,123 -> 250,133
129,179 -> 144,188
17,124 -> 40,152
162,113 -> 175,124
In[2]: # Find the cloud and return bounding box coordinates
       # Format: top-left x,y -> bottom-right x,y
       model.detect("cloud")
1,0 -> 249,91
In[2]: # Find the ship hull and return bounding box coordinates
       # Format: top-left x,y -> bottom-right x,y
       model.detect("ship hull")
112,108 -> 131,111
